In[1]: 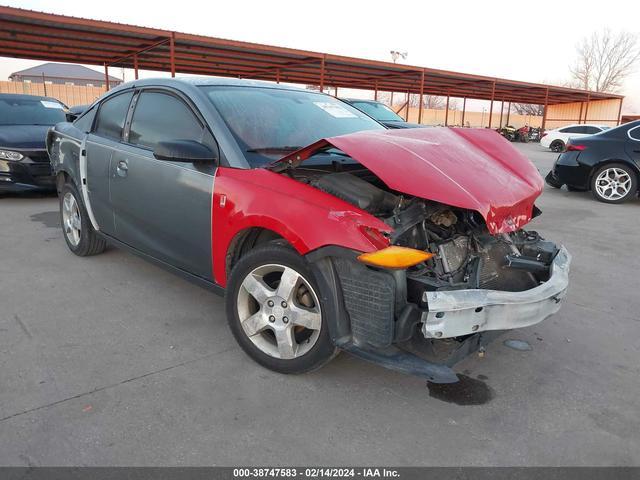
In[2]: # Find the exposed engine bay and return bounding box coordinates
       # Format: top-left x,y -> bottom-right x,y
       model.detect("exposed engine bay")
288,166 -> 559,300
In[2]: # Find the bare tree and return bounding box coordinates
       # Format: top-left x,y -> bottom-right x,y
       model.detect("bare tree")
511,103 -> 544,116
377,92 -> 448,110
570,30 -> 640,92
406,94 -> 446,109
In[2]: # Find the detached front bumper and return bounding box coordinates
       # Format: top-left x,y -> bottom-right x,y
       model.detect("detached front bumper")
421,246 -> 571,339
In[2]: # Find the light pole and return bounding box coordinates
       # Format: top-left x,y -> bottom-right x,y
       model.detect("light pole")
389,50 -> 407,107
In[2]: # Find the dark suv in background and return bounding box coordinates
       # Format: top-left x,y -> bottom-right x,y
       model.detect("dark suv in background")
0,93 -> 68,192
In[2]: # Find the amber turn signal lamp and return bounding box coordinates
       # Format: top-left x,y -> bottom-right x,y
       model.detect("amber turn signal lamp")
357,246 -> 434,269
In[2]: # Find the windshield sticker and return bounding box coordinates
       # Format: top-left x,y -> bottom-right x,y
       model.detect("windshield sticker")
313,102 -> 358,118
41,100 -> 64,109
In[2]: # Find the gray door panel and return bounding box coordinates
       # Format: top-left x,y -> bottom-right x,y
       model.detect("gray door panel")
85,135 -> 116,235
109,143 -> 215,280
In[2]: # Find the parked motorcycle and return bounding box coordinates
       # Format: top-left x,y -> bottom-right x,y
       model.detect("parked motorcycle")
526,127 -> 541,142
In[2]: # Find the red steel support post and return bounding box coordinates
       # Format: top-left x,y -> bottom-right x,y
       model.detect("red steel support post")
104,63 -> 110,91
374,81 -> 378,101
461,97 -> 466,126
405,90 -> 410,121
583,93 -> 591,124
133,54 -> 139,80
276,69 -> 280,84
319,56 -> 325,92
578,102 -> 584,124
499,100 -> 504,128
541,88 -> 550,133
506,101 -> 511,125
488,81 -> 496,128
169,33 -> 176,77
417,70 -> 424,124
616,98 -> 623,125
444,93 -> 450,126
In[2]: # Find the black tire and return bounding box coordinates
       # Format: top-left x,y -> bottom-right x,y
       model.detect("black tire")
59,181 -> 106,256
550,140 -> 565,153
590,163 -> 638,204
225,243 -> 338,374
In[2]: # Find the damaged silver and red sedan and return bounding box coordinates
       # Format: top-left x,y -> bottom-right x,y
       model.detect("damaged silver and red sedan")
49,78 -> 570,383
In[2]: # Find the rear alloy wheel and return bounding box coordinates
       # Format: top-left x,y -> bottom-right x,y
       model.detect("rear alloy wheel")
62,191 -> 81,247
226,244 -> 337,374
550,140 -> 565,153
59,182 -> 106,256
591,164 -> 637,204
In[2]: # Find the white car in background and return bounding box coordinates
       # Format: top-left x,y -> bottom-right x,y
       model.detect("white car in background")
540,124 -> 611,152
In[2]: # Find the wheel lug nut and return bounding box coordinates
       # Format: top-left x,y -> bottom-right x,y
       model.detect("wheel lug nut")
269,315 -> 276,322
283,316 -> 289,323
267,300 -> 274,307
281,301 -> 287,308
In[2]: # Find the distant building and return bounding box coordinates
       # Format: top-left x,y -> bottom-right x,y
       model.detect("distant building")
9,63 -> 122,88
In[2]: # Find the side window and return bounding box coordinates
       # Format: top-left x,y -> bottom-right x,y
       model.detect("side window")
94,91 -> 134,140
561,126 -> 583,134
73,104 -> 97,133
584,126 -> 600,134
629,127 -> 640,141
128,91 -> 204,150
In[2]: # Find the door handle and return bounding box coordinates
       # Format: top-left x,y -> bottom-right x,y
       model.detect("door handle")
116,160 -> 128,177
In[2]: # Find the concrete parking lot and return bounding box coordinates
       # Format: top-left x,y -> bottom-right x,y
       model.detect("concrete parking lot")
1,142 -> 639,466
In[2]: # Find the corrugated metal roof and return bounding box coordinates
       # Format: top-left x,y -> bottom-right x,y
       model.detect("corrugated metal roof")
0,5 -> 623,108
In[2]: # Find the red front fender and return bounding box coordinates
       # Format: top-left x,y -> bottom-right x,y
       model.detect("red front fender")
211,167 -> 390,286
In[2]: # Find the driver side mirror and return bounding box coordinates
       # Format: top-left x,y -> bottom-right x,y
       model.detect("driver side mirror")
153,140 -> 218,163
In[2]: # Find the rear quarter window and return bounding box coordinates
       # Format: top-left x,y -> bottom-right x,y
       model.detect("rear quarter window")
73,105 -> 97,133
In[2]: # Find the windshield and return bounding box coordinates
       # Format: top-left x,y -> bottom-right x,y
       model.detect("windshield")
348,100 -> 404,122
0,97 -> 66,126
201,86 -> 385,167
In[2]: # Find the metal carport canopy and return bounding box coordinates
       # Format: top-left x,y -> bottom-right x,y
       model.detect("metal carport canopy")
0,5 -> 623,108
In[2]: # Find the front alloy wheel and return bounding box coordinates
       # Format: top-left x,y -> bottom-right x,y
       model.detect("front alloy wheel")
591,164 -> 637,204
237,263 -> 322,360
226,244 -> 337,374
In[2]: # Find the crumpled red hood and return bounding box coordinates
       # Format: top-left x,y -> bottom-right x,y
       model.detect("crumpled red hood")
274,127 -> 544,234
